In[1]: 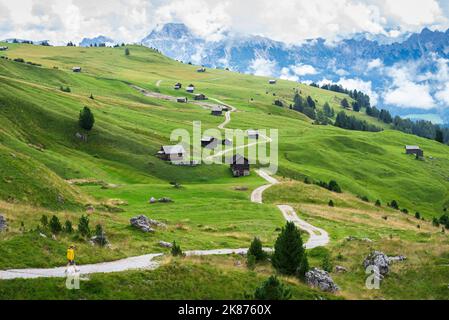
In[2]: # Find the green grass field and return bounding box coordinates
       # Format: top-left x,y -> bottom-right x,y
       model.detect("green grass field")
0,43 -> 448,300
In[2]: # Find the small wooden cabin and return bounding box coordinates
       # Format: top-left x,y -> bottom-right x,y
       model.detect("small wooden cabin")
230,154 -> 250,177
211,106 -> 223,116
177,97 -> 188,103
0,46 -> 8,51
269,80 -> 277,84
221,105 -> 230,112
201,136 -> 218,149
158,145 -> 186,162
186,84 -> 195,93
174,83 -> 182,90
405,145 -> 424,158
197,67 -> 206,73
194,93 -> 207,101
247,130 -> 260,140
72,67 -> 82,72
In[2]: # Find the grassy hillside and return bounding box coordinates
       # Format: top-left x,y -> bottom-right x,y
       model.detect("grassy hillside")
0,43 -> 448,300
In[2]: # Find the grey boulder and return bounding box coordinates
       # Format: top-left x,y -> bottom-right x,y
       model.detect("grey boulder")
305,268 -> 339,293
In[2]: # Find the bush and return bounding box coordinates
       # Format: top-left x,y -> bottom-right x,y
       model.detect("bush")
94,224 -> 108,247
272,222 -> 306,276
60,86 -> 71,93
247,254 -> 256,270
389,200 -> 399,210
375,200 -> 382,207
296,253 -> 310,281
253,276 -> 292,300
125,48 -> 130,56
13,58 -> 25,63
248,237 -> 266,262
40,215 -> 49,228
321,254 -> 333,273
328,200 -> 334,207
432,218 -> 440,227
78,215 -> 91,237
49,215 -> 62,234
79,106 -> 95,131
64,220 -> 73,233
415,212 -> 421,220
328,180 -> 342,193
171,241 -> 184,257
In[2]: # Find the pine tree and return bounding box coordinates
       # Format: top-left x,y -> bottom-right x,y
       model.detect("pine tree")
125,48 -> 130,56
49,215 -> 62,234
436,128 -> 444,143
40,215 -> 49,228
296,253 -> 309,280
248,237 -> 266,262
328,180 -> 342,193
272,222 -> 306,275
79,107 -> 95,131
293,93 -> 304,112
64,220 -> 73,233
78,215 -> 91,237
341,98 -> 350,109
321,254 -> 333,272
171,241 -> 184,257
253,276 -> 292,300
375,200 -> 382,207
328,200 -> 334,207
306,96 -> 316,109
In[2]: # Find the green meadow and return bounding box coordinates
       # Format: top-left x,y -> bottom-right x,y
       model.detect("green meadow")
0,43 -> 448,300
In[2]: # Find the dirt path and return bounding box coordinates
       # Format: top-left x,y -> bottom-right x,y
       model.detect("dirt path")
252,170 -> 330,249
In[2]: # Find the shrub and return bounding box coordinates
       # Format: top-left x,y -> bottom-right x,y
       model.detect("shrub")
272,222 -> 306,276
389,200 -> 399,210
375,200 -> 382,207
78,215 -> 90,237
321,254 -> 333,273
94,224 -> 108,247
253,276 -> 292,300
79,106 -> 95,131
49,215 -> 62,234
328,200 -> 334,207
247,254 -> 256,270
171,241 -> 183,257
125,48 -> 130,56
402,209 -> 409,214
415,212 -> 421,220
13,58 -> 25,63
432,218 -> 440,227
64,220 -> 73,233
328,180 -> 342,193
40,215 -> 49,228
248,237 -> 266,262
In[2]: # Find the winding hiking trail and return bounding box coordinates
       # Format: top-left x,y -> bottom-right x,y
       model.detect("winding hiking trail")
0,84 -> 329,280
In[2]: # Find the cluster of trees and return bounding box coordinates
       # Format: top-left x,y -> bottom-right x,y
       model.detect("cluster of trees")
335,111 -> 382,132
432,213 -> 449,230
312,83 -> 371,110
66,42 -> 76,47
316,180 -> 342,193
292,92 -> 318,121
39,214 -> 108,246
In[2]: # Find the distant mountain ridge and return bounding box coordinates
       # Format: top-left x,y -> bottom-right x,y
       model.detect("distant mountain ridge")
79,36 -> 116,47
141,23 -> 449,123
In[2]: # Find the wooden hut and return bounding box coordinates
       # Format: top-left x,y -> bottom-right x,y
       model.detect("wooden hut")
230,154 -> 250,177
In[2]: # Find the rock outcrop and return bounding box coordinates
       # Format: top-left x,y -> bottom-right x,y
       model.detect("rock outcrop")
305,268 -> 339,293
363,251 -> 390,276
130,215 -> 166,233
159,241 -> 173,248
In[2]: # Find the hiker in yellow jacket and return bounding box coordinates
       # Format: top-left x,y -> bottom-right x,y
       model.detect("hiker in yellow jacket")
67,245 -> 76,266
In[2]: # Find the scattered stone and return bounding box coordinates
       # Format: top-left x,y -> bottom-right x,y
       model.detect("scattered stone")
39,232 -> 47,238
52,234 -> 57,241
57,194 -> 65,204
335,266 -> 348,273
305,268 -> 340,293
149,197 -> 156,204
130,215 -> 166,233
388,256 -> 407,263
0,215 -> 7,232
345,236 -> 358,241
101,184 -> 119,190
75,132 -> 88,142
158,197 -> 173,203
234,260 -> 242,267
363,251 -> 390,276
234,186 -> 249,191
91,233 -> 108,246
362,238 -> 373,243
159,241 -> 173,248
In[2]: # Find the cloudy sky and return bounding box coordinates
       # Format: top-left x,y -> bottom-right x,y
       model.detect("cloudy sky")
0,0 -> 448,44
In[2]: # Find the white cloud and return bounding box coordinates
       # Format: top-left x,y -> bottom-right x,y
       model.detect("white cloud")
436,83 -> 449,105
280,67 -> 299,82
248,56 -> 277,77
0,0 -> 448,44
367,58 -> 384,70
291,64 -> 318,76
384,66 -> 435,109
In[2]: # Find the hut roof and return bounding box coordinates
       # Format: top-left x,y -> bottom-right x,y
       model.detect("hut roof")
162,145 -> 185,154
